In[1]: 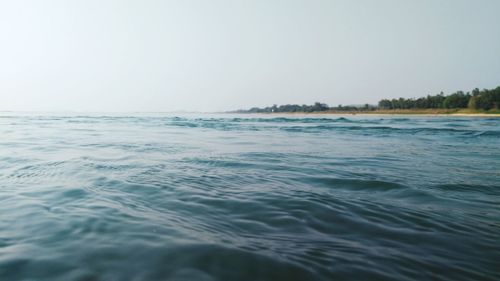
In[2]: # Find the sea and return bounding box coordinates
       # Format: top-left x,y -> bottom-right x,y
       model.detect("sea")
0,113 -> 499,281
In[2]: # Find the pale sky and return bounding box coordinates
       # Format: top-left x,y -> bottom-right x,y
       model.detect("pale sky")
1,0 -> 499,112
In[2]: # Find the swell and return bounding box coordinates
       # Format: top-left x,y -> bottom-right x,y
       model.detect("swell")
161,117 -> 500,137
1,115 -> 499,281
299,177 -> 408,192
4,116 -> 498,138
280,125 -> 500,137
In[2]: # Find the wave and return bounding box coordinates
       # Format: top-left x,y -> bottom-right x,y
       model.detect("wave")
1,114 -> 499,281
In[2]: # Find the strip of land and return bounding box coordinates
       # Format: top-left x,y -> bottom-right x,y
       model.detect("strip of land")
232,86 -> 500,116
238,110 -> 500,117
324,109 -> 500,116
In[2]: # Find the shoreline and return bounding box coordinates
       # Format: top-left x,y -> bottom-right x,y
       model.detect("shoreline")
229,110 -> 500,117
252,113 -> 500,117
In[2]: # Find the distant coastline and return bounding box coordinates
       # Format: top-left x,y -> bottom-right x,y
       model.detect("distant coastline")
232,86 -> 500,116
234,109 -> 500,117
261,108 -> 499,116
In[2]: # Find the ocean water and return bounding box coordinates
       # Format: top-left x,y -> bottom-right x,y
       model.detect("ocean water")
0,113 -> 499,281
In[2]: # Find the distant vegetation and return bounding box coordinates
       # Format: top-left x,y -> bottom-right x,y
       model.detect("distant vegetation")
378,87 -> 500,110
234,86 -> 500,113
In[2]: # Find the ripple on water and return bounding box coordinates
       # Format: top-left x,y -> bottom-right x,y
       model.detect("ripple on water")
0,115 -> 499,281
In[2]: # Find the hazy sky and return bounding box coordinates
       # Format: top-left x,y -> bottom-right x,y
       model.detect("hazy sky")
1,0 -> 499,112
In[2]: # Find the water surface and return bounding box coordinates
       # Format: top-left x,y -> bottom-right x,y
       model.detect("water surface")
1,113 -> 499,281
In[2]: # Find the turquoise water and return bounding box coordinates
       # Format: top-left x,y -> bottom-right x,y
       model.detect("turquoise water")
0,113 -> 499,281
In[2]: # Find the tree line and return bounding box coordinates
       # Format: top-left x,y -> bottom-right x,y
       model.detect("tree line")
234,86 -> 499,113
378,87 -> 500,110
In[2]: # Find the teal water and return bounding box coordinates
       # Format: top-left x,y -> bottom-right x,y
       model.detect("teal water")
0,113 -> 499,281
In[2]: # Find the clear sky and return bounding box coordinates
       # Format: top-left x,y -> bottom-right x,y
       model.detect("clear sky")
1,0 -> 499,112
